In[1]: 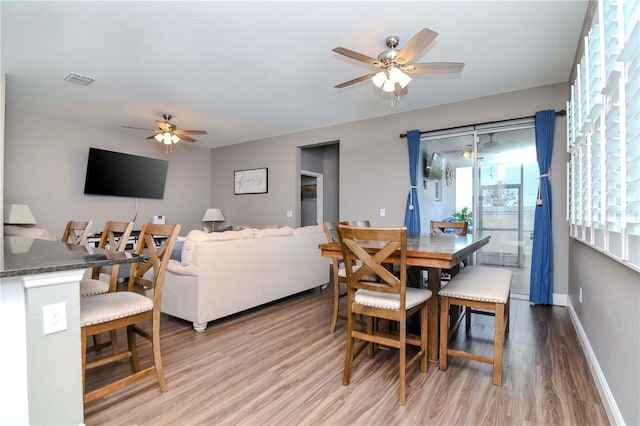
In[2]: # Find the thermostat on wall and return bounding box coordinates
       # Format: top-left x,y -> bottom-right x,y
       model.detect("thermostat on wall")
152,215 -> 165,224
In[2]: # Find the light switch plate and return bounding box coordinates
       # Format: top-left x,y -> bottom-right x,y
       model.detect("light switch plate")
43,302 -> 67,335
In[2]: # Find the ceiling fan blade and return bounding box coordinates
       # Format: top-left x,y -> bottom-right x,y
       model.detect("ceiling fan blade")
396,28 -> 438,64
155,120 -> 171,131
121,126 -> 157,131
175,130 -> 207,135
332,47 -> 381,67
177,134 -> 197,142
146,134 -> 158,140
404,62 -> 465,74
335,73 -> 377,88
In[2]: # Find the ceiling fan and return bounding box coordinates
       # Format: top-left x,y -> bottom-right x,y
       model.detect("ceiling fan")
332,28 -> 464,96
122,114 -> 207,151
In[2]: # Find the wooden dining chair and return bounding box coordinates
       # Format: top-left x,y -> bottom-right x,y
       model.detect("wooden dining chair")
323,221 -> 349,333
323,221 -> 374,333
80,221 -> 134,354
61,220 -> 93,245
338,225 -> 432,405
80,222 -> 180,403
80,221 -> 134,297
430,220 -> 468,235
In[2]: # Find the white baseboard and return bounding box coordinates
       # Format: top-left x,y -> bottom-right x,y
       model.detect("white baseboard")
567,299 -> 625,426
510,292 -> 567,306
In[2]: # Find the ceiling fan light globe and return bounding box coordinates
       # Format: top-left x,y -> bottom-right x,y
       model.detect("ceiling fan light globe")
163,132 -> 172,144
382,79 -> 395,92
171,134 -> 180,143
372,72 -> 386,88
397,71 -> 412,89
154,133 -> 163,142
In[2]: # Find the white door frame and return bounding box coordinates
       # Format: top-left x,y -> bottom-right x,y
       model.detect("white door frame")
300,170 -> 323,225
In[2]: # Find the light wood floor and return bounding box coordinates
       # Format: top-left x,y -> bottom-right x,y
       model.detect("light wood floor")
84,286 -> 609,425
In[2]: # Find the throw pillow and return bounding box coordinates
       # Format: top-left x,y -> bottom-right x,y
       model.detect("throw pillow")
213,225 -> 233,232
170,240 -> 185,261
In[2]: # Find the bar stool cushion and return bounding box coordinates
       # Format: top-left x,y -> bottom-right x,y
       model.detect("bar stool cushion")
355,288 -> 433,310
439,266 -> 511,303
81,292 -> 153,327
80,279 -> 110,297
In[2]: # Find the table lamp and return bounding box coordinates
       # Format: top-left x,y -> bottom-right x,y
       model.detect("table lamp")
202,208 -> 225,232
4,204 -> 37,226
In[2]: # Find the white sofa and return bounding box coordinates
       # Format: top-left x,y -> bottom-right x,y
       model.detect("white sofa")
161,225 -> 329,331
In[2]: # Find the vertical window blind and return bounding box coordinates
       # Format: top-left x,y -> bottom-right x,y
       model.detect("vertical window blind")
567,0 -> 640,270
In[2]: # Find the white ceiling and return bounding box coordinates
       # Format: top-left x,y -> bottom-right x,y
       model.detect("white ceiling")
1,1 -> 588,150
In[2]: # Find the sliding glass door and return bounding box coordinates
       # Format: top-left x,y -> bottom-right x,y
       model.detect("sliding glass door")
422,125 -> 536,296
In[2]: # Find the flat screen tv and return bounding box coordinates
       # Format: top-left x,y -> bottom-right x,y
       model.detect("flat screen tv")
83,148 -> 169,199
424,151 -> 446,180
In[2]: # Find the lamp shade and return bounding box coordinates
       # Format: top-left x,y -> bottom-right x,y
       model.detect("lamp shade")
202,208 -> 225,222
4,204 -> 37,225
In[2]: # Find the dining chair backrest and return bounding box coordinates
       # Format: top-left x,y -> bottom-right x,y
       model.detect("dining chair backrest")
430,220 -> 468,236
96,221 -> 134,252
349,220 -> 371,228
128,222 -> 181,306
338,225 -> 407,298
62,220 -> 94,245
88,221 -> 134,292
322,221 -> 348,244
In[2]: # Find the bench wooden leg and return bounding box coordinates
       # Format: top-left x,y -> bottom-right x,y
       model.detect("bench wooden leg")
439,295 -> 449,371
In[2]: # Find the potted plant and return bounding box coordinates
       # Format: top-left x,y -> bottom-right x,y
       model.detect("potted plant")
453,207 -> 473,226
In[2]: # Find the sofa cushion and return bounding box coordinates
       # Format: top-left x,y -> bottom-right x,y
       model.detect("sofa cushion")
181,228 -> 254,266
253,227 -> 293,238
293,225 -> 322,235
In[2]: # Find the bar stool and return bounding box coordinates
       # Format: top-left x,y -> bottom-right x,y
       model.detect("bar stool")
438,266 -> 512,385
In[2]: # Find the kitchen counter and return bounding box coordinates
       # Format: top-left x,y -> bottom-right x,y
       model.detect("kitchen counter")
0,237 -> 140,426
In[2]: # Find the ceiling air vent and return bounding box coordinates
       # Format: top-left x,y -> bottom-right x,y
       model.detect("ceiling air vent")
63,72 -> 95,86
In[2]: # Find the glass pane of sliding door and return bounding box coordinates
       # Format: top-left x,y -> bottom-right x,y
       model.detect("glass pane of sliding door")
475,128 -> 537,296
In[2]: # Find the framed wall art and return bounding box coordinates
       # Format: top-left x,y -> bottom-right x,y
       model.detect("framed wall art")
234,168 -> 268,194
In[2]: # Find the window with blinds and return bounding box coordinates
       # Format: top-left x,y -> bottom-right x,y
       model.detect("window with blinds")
567,0 -> 640,270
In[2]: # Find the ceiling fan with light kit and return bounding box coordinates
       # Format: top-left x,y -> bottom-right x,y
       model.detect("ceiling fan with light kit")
121,114 -> 207,152
332,28 -> 464,99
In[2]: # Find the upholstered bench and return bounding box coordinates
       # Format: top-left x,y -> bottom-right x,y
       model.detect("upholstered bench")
438,266 -> 512,385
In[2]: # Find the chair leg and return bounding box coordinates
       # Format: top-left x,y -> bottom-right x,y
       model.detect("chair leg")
505,292 -> 511,336
493,302 -> 505,386
366,316 -> 374,358
398,317 -> 407,405
110,330 -> 119,356
342,308 -> 355,386
421,304 -> 428,373
465,306 -> 472,331
152,319 -> 167,392
330,278 -> 340,333
128,325 -> 139,373
439,296 -> 449,371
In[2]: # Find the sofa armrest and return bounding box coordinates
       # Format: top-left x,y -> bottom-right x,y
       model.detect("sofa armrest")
167,259 -> 199,277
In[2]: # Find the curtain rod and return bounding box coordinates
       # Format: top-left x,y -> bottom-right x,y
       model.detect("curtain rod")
398,109 -> 566,138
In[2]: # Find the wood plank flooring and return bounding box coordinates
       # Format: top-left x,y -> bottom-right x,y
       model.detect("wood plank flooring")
84,286 -> 609,425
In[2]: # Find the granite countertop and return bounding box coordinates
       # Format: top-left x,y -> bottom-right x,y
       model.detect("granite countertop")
1,237 -> 140,278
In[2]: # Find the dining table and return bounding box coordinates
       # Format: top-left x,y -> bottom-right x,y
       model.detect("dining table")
319,231 -> 491,361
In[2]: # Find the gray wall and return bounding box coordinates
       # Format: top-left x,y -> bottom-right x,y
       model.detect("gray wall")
210,83 -> 569,297
4,106 -> 211,235
569,241 -> 639,424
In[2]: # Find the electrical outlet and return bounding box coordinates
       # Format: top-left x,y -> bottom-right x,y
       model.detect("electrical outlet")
286,210 -> 293,218
579,287 -> 583,303
43,302 -> 67,335
380,208 -> 386,217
